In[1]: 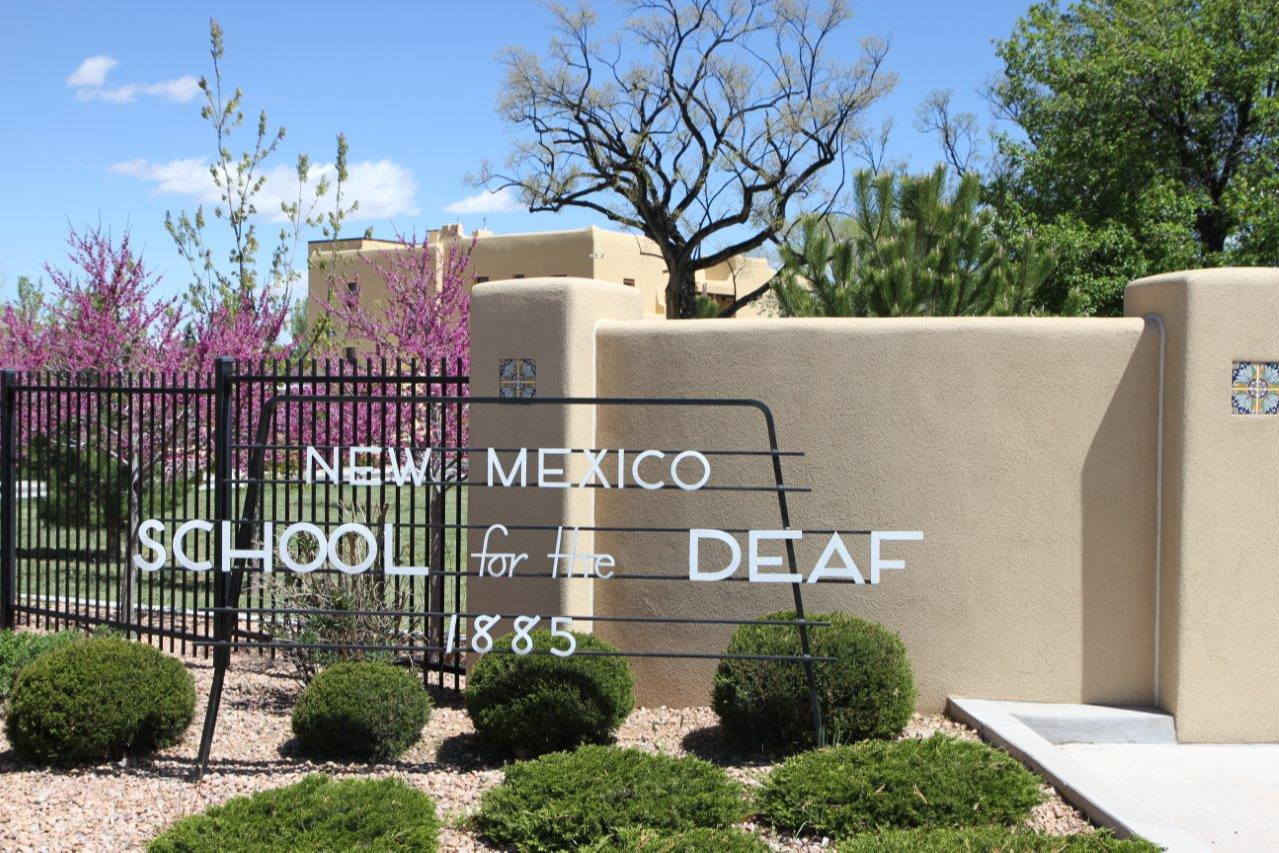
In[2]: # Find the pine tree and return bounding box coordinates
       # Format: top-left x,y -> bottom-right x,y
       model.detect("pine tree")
772,167 -> 1067,317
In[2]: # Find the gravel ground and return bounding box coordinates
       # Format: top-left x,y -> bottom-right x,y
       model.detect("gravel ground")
0,652 -> 1092,852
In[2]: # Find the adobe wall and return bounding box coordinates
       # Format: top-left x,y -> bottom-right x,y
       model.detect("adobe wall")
590,317 -> 1160,711
466,268 -> 1279,742
1126,268 -> 1279,742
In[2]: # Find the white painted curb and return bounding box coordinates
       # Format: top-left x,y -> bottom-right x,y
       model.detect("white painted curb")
948,697 -> 1208,852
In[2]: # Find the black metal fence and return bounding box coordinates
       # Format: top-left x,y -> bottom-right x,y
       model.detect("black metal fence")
0,357 -> 843,781
0,358 -> 469,685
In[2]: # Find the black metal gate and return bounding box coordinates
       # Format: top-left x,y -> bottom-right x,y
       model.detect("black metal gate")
0,357 -> 469,684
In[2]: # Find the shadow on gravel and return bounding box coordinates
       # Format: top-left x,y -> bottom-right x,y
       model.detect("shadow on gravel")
0,744 -> 491,781
273,736 -> 469,773
425,685 -> 466,711
221,681 -> 297,714
680,724 -> 786,768
434,732 -> 503,772
0,749 -> 296,781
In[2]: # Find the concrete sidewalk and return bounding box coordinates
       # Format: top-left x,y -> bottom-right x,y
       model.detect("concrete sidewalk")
949,698 -> 1279,852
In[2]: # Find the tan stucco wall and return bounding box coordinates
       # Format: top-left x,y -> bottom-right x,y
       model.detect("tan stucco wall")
588,318 -> 1161,711
466,279 -> 644,637
465,269 -> 1279,741
1125,267 -> 1279,742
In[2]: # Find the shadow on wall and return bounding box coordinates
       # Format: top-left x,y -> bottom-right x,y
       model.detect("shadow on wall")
1080,321 -> 1160,706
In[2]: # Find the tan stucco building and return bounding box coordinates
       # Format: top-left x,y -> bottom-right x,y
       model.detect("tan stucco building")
307,223 -> 774,332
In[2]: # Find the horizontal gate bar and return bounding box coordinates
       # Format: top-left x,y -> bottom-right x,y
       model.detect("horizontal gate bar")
191,639 -> 836,663
222,477 -> 810,493
198,607 -> 831,627
229,443 -> 802,457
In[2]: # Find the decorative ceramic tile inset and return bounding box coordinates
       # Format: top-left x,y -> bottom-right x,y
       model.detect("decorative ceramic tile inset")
499,358 -> 537,398
1231,361 -> 1279,414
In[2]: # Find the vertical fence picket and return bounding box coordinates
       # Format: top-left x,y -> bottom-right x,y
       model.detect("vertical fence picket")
4,361 -> 474,696
0,370 -> 15,631
453,355 -> 464,689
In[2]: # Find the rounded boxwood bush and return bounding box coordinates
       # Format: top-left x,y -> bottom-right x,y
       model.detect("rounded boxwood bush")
713,611 -> 915,750
5,636 -> 194,764
0,629 -> 80,703
838,827 -> 1161,852
464,629 -> 634,759
587,827 -> 770,852
148,774 -> 439,852
474,745 -> 749,851
759,736 -> 1044,838
292,661 -> 431,761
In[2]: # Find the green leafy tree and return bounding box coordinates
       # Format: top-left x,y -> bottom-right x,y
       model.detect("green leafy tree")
12,276 -> 46,326
988,0 -> 1279,314
772,168 -> 1062,317
29,424 -> 191,559
165,19 -> 365,329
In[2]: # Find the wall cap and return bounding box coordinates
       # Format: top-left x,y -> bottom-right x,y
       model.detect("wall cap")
1127,266 -> 1279,291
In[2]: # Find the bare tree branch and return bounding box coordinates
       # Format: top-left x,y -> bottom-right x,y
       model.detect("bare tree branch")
915,89 -> 982,174
475,0 -> 895,317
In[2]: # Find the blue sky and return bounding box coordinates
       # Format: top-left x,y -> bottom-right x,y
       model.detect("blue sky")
0,0 -> 1030,302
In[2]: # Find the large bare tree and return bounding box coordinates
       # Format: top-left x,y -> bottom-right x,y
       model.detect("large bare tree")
478,0 -> 894,317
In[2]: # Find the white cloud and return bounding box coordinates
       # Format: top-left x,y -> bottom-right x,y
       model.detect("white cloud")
67,55 -> 117,87
339,160 -> 420,219
109,157 -> 210,196
67,55 -> 199,103
109,156 -> 419,222
444,186 -> 524,215
79,76 -> 201,104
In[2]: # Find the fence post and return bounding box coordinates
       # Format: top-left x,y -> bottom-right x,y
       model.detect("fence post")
212,357 -> 233,665
428,482 -> 445,670
192,356 -> 233,781
0,370 -> 15,630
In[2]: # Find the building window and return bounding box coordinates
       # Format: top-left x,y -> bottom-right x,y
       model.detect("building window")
476,276 -> 490,284
513,274 -> 525,279
623,278 -> 636,287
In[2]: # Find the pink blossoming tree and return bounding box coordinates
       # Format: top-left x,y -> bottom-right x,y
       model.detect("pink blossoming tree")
1,225 -> 288,619
325,235 -> 471,371
311,233 -> 473,477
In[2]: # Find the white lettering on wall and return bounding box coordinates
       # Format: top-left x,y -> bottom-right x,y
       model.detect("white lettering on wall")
688,530 -> 923,584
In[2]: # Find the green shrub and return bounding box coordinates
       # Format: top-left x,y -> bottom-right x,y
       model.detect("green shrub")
5,637 -> 194,763
291,661 -> 431,761
713,611 -> 915,750
148,775 -> 439,852
475,745 -> 749,852
838,827 -> 1161,852
465,629 -> 634,759
0,629 -> 80,702
587,827 -> 770,852
759,736 -> 1043,838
